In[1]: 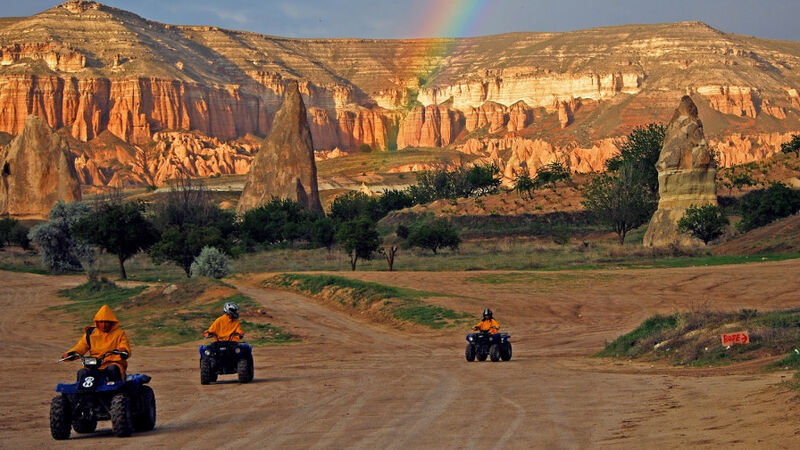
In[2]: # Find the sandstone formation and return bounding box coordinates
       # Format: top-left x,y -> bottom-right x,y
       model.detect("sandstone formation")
643,96 -> 717,248
237,82 -> 322,214
0,4 -> 798,187
0,115 -> 81,218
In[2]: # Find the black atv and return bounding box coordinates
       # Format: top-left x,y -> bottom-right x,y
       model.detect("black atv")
465,330 -> 512,362
50,351 -> 156,439
199,331 -> 254,384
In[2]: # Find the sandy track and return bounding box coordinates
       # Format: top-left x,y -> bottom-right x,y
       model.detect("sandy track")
1,261 -> 799,448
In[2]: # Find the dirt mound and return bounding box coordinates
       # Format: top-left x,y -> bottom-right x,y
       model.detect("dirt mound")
712,213 -> 800,255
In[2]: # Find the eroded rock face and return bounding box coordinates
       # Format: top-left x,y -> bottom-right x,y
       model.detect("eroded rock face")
0,115 -> 81,218
643,96 -> 717,248
237,82 -> 322,214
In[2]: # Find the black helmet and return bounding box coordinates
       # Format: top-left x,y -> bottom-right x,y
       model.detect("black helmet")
223,302 -> 239,319
483,308 -> 493,319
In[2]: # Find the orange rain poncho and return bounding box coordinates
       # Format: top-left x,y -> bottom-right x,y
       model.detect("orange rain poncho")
206,314 -> 244,341
474,318 -> 501,334
68,305 -> 132,374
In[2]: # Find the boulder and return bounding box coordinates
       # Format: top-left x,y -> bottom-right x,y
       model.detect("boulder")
0,115 -> 81,218
643,96 -> 717,248
237,81 -> 323,214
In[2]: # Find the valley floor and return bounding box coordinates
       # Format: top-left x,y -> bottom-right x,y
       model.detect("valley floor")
2,260 -> 799,448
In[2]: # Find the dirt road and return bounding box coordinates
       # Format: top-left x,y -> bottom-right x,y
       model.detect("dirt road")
1,261 -> 799,448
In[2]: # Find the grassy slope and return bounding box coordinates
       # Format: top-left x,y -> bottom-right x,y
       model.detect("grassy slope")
53,279 -> 296,346
267,274 -> 469,329
596,309 -> 800,368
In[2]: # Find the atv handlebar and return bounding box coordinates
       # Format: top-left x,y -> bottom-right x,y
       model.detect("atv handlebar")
204,331 -> 245,340
58,349 -> 128,363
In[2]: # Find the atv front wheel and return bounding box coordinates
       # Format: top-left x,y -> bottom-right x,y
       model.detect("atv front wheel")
72,416 -> 97,434
500,342 -> 512,361
237,357 -> 254,383
200,358 -> 216,384
133,385 -> 156,432
477,347 -> 488,361
465,344 -> 476,362
489,344 -> 501,362
50,395 -> 72,440
110,393 -> 134,437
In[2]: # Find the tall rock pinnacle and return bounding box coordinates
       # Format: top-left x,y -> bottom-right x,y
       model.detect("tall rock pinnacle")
237,81 -> 323,214
0,115 -> 82,218
643,96 -> 717,248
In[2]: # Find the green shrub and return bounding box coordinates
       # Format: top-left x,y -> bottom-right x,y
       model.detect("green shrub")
677,204 -> 729,244
190,246 -> 231,279
737,182 -> 800,232
407,218 -> 461,254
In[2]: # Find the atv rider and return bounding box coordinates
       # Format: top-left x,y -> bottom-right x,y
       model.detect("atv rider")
204,302 -> 244,342
472,308 -> 500,335
62,304 -> 131,382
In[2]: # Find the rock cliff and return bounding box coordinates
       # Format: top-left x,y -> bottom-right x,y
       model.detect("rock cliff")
643,96 -> 717,248
237,82 -> 322,214
0,3 -> 798,189
0,115 -> 81,218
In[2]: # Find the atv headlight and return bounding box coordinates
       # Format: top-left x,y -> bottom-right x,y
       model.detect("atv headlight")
234,347 -> 241,354
204,349 -> 211,356
468,336 -> 473,341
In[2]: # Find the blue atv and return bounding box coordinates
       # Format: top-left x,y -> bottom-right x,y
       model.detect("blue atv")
50,351 -> 156,439
465,331 -> 512,362
199,332 -> 254,384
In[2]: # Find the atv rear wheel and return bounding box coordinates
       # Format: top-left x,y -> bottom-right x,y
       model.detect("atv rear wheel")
133,385 -> 156,432
237,357 -> 254,383
200,357 -> 216,384
465,344 -> 476,362
72,417 -> 97,434
50,395 -> 71,440
500,342 -> 512,361
489,344 -> 501,362
110,393 -> 134,437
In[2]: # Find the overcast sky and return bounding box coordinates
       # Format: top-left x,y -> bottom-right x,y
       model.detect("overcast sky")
5,0 -> 800,41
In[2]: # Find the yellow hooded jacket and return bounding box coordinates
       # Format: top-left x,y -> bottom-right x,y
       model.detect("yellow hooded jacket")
68,305 -> 131,374
474,318 -> 501,334
206,314 -> 244,341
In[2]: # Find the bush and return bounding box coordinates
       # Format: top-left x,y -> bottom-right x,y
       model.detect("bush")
190,246 -> 232,279
310,216 -> 336,250
28,201 -> 95,275
512,172 -> 535,199
406,218 -> 461,254
737,182 -> 800,232
239,197 -> 313,246
357,143 -> 373,153
411,163 -> 501,202
378,189 -> 415,215
677,204 -> 729,244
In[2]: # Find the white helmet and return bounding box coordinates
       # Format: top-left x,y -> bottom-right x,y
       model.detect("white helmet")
223,302 -> 239,319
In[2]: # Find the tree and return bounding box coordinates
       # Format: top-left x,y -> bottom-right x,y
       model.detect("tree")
407,218 -> 461,254
0,217 -> 28,249
28,201 -> 96,276
512,172 -> 536,200
582,166 -> 657,245
534,161 -> 571,190
73,196 -> 158,279
149,176 -> 236,276
781,134 -> 800,158
330,191 -> 382,223
605,123 -> 666,195
310,216 -> 336,250
677,204 -> 729,244
336,218 -> 381,271
377,189 -> 415,216
239,197 -> 311,246
737,182 -> 800,232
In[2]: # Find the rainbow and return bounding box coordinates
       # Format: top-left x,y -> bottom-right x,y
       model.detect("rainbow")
411,0 -> 493,86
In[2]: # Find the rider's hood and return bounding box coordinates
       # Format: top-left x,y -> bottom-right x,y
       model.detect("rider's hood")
93,304 -> 119,330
